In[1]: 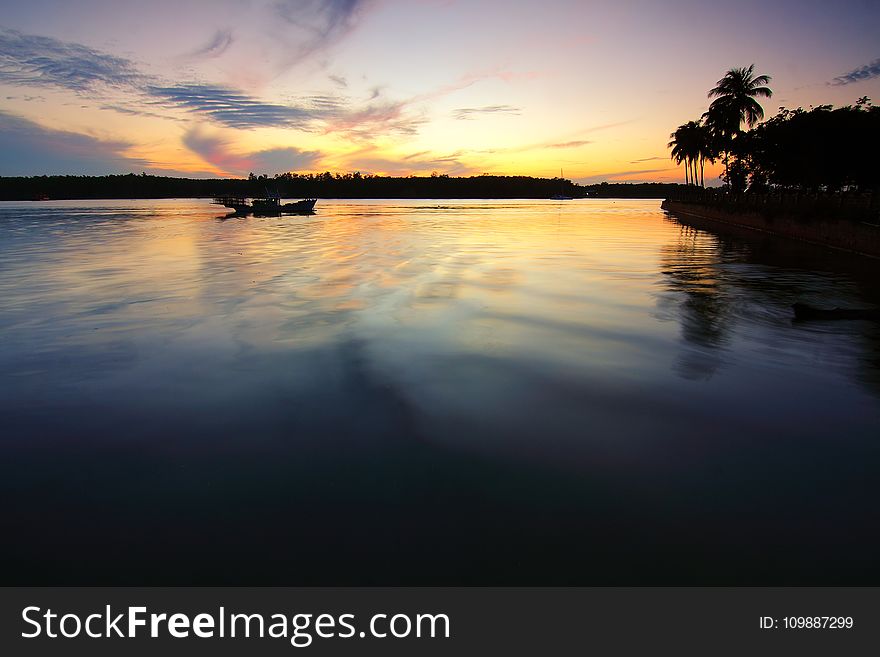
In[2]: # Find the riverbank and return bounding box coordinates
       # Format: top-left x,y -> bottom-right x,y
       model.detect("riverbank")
661,198 -> 880,258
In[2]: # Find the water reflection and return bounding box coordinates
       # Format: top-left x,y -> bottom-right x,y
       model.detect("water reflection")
662,209 -> 880,395
658,224 -> 733,380
1,199 -> 879,584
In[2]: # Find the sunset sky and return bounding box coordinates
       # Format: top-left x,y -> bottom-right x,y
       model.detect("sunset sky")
1,0 -> 878,184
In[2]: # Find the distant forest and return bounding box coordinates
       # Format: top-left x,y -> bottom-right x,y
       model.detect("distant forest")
0,172 -> 684,201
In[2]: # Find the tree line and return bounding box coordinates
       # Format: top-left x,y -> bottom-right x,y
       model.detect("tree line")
0,172 -> 582,201
669,66 -> 879,193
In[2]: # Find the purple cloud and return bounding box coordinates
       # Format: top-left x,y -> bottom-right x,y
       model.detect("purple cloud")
831,57 -> 880,86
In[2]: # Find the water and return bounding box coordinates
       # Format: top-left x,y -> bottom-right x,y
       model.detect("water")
1,198 -> 878,584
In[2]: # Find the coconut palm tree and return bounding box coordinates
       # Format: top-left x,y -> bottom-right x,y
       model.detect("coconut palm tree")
669,120 -> 709,186
694,121 -> 717,187
669,124 -> 691,185
704,64 -> 772,186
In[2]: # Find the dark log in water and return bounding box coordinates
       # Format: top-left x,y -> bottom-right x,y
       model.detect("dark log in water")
792,302 -> 880,321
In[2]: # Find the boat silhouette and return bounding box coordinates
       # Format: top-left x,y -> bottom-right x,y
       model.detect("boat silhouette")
213,195 -> 317,216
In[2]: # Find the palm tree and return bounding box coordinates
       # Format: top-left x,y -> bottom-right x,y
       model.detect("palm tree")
694,121 -> 716,187
669,124 -> 692,185
704,64 -> 772,186
669,120 -> 713,186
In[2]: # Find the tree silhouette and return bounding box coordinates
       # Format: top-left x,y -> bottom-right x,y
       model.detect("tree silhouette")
669,121 -> 699,185
746,99 -> 879,191
669,123 -> 692,185
669,120 -> 716,187
704,64 -> 772,187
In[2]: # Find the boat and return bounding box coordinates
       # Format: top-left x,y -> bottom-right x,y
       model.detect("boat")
550,168 -> 574,200
213,195 -> 317,216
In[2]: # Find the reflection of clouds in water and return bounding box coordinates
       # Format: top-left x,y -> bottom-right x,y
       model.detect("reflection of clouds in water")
3,199 -> 880,586
3,198 -> 880,441
415,280 -> 459,300
478,267 -> 521,291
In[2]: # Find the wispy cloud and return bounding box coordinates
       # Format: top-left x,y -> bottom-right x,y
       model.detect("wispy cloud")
0,26 -> 549,144
251,147 -> 323,174
271,0 -> 372,67
343,148 -> 472,176
402,150 -> 431,161
577,167 -> 670,184
452,105 -> 521,120
409,67 -> 538,108
0,28 -> 144,92
605,167 -> 668,179
545,140 -> 590,149
182,125 -> 321,175
830,57 -> 880,86
147,83 -> 331,129
97,103 -> 186,122
630,156 -> 666,163
324,99 -> 425,137
186,29 -> 235,60
4,94 -> 45,102
494,120 -> 635,155
0,27 -> 430,136
0,109 -> 147,175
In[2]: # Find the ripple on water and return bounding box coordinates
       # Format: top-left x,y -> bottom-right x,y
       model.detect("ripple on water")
2,198 -> 880,584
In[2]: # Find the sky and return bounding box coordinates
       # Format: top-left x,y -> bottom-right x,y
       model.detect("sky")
0,0 -> 878,184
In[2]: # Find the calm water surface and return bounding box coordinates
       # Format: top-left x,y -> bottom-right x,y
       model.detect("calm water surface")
1,198 -> 878,583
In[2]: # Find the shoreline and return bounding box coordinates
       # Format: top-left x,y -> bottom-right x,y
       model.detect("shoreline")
661,199 -> 880,259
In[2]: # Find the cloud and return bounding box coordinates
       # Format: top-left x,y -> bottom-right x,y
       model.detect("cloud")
340,146 -> 471,175
545,140 -> 590,149
402,150 -> 431,161
322,98 -> 427,138
182,126 -> 321,175
328,74 -> 348,87
630,156 -> 666,163
604,167 -> 669,179
0,28 -> 144,92
0,109 -> 148,175
452,105 -> 521,120
147,83 -> 332,129
577,167 -> 670,184
271,0 -> 372,66
186,29 -> 235,60
345,155 -> 470,176
410,67 -> 536,107
830,57 -> 880,86
491,119 -> 636,156
98,103 -> 186,122
150,84 -> 417,135
4,94 -> 45,102
0,28 -> 339,130
251,147 -> 322,173
0,27 -> 436,140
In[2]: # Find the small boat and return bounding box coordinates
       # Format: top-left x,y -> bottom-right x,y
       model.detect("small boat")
213,196 -> 316,215
792,302 -> 880,321
550,168 -> 573,200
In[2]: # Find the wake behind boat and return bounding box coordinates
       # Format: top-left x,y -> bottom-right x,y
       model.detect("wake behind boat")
213,196 -> 317,216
